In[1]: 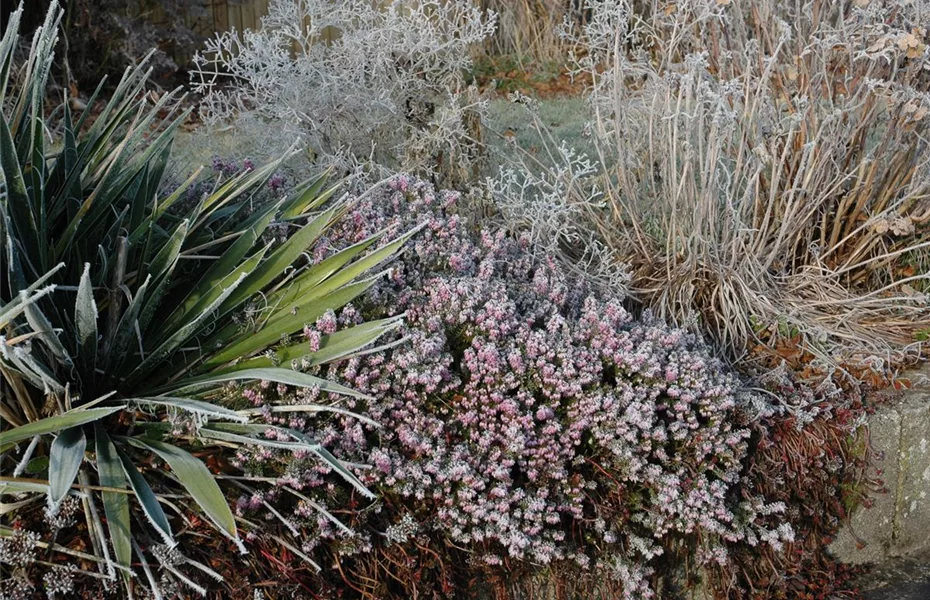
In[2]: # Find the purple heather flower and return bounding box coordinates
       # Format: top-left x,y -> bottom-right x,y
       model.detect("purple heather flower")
268,172 -> 286,192
232,175 -> 785,592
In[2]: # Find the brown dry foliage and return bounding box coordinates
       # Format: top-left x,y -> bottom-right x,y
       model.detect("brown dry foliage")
499,0 -> 930,366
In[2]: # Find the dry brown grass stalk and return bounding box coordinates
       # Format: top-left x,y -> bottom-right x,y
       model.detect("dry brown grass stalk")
477,0 -> 582,64
500,0 -> 930,366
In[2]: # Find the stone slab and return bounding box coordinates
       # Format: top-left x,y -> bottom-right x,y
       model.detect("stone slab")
857,550 -> 930,600
893,392 -> 930,556
832,364 -> 930,565
830,409 -> 902,564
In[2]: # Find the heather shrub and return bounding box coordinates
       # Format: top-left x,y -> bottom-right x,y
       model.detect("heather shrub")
191,0 -> 496,185
492,0 -> 930,363
713,378 -> 877,599
232,175 -> 794,598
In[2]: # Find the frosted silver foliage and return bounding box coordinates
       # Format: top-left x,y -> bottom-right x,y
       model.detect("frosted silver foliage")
192,0 -> 497,177
495,0 -> 930,362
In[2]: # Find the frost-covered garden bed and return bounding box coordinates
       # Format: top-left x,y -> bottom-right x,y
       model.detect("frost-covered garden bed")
2,1 -> 928,599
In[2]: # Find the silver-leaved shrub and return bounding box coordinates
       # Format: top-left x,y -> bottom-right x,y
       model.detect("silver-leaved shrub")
231,175 -> 792,597
191,0 -> 496,183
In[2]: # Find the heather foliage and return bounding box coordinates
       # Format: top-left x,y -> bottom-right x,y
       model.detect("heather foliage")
718,375 -> 877,598
235,175 -> 793,597
191,0 -> 495,183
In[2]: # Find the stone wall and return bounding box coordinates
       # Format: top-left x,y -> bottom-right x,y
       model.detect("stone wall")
831,365 -> 930,564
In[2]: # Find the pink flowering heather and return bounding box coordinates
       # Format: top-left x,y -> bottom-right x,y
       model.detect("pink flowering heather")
233,175 -> 790,596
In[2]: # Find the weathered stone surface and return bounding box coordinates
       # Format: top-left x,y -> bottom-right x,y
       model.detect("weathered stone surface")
893,390 -> 930,557
857,550 -> 930,600
832,364 -> 930,565
830,409 -> 902,564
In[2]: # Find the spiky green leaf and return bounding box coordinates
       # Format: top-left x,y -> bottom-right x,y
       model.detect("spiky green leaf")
0,407 -> 124,447
48,427 -> 85,508
95,427 -> 132,569
201,277 -> 379,369
233,316 -> 403,371
217,205 -> 341,315
126,437 -> 238,542
130,397 -> 247,423
156,368 -> 370,399
115,446 -> 174,545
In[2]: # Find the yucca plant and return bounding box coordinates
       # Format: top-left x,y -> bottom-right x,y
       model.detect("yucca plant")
0,3 -> 415,594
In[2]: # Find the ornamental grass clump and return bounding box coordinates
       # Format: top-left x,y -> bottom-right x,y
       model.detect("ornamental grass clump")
494,0 -> 930,364
233,175 -> 793,599
0,5 -> 414,596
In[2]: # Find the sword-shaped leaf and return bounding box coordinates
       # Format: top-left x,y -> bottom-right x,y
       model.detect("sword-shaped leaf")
216,205 -> 341,314
0,479 -> 52,495
106,274 -> 150,373
148,219 -> 189,285
280,172 -> 339,219
203,423 -> 373,498
231,316 -> 403,371
95,427 -> 131,569
115,445 -> 174,546
74,263 -> 98,366
200,277 -> 379,369
0,406 -> 124,447
158,244 -> 270,345
128,271 -> 247,381
126,437 -> 239,544
48,427 -> 85,508
23,292 -> 68,361
130,397 -> 247,423
153,367 -> 370,400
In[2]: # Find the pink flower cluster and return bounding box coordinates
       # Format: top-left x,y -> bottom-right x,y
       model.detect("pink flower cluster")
234,175 -> 789,589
